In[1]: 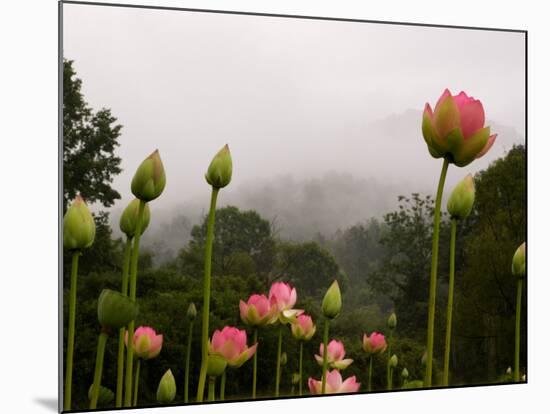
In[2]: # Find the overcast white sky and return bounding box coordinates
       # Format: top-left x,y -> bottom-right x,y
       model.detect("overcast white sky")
62,3 -> 525,222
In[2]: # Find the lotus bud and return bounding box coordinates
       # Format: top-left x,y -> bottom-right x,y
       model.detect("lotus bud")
522,374 -> 526,381
387,312 -> 397,330
506,366 -> 512,375
291,372 -> 300,385
322,280 -> 342,319
280,352 -> 287,366
187,302 -> 197,322
131,149 -> 166,202
421,351 -> 427,366
119,198 -> 151,238
401,368 -> 409,379
97,289 -> 138,331
390,354 -> 398,368
87,384 -> 114,406
205,144 -> 232,188
156,369 -> 176,403
512,242 -> 526,278
63,195 -> 96,250
207,353 -> 227,377
447,174 -> 475,220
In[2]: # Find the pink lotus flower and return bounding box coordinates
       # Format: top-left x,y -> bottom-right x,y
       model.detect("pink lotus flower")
268,282 -> 303,323
125,326 -> 163,360
422,89 -> 496,167
209,326 -> 257,368
239,294 -> 277,326
362,332 -> 387,356
291,314 -> 316,341
308,370 -> 360,394
315,339 -> 354,370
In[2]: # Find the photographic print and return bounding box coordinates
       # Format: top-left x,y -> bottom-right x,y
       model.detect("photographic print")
60,2 -> 526,412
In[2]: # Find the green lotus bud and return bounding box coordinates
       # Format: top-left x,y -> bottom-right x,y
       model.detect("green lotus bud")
402,380 -> 424,389
97,289 -> 138,331
63,194 -> 96,250
87,384 -> 114,406
207,353 -> 227,377
280,352 -> 287,366
156,369 -> 176,403
322,280 -> 342,319
421,351 -> 427,366
205,144 -> 232,188
291,372 -> 300,385
447,174 -> 475,220
187,302 -> 197,322
390,354 -> 398,368
131,149 -> 166,202
401,368 -> 409,379
506,366 -> 512,375
119,198 -> 151,238
387,312 -> 397,330
522,374 -> 526,381
512,242 -> 526,278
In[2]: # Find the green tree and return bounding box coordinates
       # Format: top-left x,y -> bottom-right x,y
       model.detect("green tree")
63,59 -> 122,211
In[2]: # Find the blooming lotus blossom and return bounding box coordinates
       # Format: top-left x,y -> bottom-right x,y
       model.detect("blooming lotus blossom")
209,326 -> 257,368
362,332 -> 387,356
315,339 -> 353,370
422,89 -> 496,167
291,314 -> 316,341
125,326 -> 163,360
308,370 -> 360,394
268,282 -> 303,323
239,294 -> 277,326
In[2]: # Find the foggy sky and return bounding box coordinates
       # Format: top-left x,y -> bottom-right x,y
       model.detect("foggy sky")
62,3 -> 525,241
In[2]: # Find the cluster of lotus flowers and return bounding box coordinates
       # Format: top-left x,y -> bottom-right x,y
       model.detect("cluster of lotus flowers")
62,89 -> 527,410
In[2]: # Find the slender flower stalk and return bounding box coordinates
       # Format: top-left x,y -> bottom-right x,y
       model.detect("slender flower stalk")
208,377 -> 216,402
299,342 -> 304,395
275,325 -> 283,396
320,319 -> 330,394
252,328 -> 258,398
196,187 -> 220,402
124,200 -> 146,406
425,158 -> 449,386
184,320 -> 194,403
386,313 -> 396,390
368,357 -> 373,392
64,251 -> 80,410
132,360 -> 141,407
220,371 -> 226,400
116,236 -> 132,407
512,242 -> 526,382
90,331 -> 109,409
443,218 -> 457,386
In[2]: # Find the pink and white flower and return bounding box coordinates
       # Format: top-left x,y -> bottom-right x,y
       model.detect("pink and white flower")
362,332 -> 387,356
291,314 -> 316,341
308,370 -> 360,394
209,326 -> 257,368
268,282 -> 303,323
315,339 -> 353,370
239,294 -> 277,326
125,326 -> 163,360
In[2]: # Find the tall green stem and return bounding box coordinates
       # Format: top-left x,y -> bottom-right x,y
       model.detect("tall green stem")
184,321 -> 194,403
124,200 -> 146,406
298,341 -> 303,396
132,359 -> 141,407
90,332 -> 108,409
275,324 -> 283,397
220,371 -> 226,400
389,367 -> 394,390
252,328 -> 258,399
196,188 -> 220,402
443,218 -> 457,386
116,237 -> 132,407
208,377 -> 216,402
64,251 -> 80,411
368,356 -> 373,392
425,158 -> 450,387
386,329 -> 393,390
321,319 -> 330,394
514,278 -> 523,382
